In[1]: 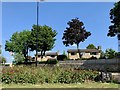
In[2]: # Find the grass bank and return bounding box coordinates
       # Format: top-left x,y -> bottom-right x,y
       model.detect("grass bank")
1,82 -> 119,88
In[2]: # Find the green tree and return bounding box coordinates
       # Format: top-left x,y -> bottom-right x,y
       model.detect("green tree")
86,44 -> 96,49
0,45 -> 1,54
13,53 -> 24,64
5,30 -> 31,63
105,48 -> 116,59
0,56 -> 6,64
62,18 -> 91,58
29,25 -> 57,57
100,51 -> 106,59
108,1 -> 120,37
115,52 -> 120,58
63,50 -> 66,55
107,1 -> 120,52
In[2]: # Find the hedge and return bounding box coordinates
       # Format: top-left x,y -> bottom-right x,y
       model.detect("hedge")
2,66 -> 99,84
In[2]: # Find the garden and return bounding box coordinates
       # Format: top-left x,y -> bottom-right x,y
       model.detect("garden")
1,65 -> 119,88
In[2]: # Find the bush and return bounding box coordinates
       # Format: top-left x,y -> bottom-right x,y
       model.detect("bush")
90,56 -> 97,59
57,71 -> 72,83
2,66 -> 99,84
57,55 -> 67,61
115,52 -> 120,58
46,59 -> 58,64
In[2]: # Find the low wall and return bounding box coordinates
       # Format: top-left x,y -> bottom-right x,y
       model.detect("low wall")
59,59 -> 120,72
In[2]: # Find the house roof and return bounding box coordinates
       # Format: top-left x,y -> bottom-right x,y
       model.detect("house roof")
37,52 -> 59,56
67,49 -> 101,53
45,52 -> 58,56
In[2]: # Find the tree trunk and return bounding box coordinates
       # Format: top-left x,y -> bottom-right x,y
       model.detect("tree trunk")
43,51 -> 46,56
24,53 -> 27,65
77,43 -> 81,59
41,50 -> 43,61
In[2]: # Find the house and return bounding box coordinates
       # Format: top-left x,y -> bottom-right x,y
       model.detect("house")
67,49 -> 101,60
36,51 -> 59,61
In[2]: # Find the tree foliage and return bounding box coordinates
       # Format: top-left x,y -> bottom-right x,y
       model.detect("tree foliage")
29,25 -> 57,56
0,56 -> 6,64
100,51 -> 106,59
107,1 -> 120,39
62,18 -> 91,49
13,53 -> 24,64
86,44 -> 96,49
105,48 -> 116,59
5,30 -> 31,62
0,45 -> 1,54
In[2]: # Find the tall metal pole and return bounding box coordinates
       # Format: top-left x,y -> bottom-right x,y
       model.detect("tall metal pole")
118,34 -> 120,52
36,1 -> 39,67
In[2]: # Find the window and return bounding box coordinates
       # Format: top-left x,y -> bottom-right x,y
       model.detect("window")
71,52 -> 76,55
81,52 -> 85,56
90,52 -> 98,55
38,55 -> 41,57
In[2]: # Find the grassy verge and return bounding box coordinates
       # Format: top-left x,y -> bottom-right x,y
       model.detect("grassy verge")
1,82 -> 119,88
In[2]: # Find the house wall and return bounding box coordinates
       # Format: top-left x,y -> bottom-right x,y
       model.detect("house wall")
81,53 -> 90,58
68,53 -> 79,60
36,56 -> 57,61
68,52 -> 101,59
82,53 -> 100,59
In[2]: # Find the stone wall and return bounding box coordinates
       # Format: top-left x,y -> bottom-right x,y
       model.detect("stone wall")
59,59 -> 120,72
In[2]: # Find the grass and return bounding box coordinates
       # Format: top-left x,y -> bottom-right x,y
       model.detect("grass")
1,82 -> 120,88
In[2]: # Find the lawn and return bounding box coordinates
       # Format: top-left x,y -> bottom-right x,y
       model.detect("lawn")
1,82 -> 120,88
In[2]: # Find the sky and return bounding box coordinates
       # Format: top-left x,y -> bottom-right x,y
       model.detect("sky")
2,2 -> 118,63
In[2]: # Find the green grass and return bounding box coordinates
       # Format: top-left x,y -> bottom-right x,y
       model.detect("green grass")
1,82 -> 119,88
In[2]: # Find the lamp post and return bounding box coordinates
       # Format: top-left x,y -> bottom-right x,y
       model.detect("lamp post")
118,34 -> 120,53
35,0 -> 39,67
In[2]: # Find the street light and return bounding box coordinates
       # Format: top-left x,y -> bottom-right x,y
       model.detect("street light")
35,0 -> 44,67
35,0 -> 39,67
118,34 -> 120,53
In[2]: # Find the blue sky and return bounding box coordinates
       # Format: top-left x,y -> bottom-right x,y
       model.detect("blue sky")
2,2 -> 118,63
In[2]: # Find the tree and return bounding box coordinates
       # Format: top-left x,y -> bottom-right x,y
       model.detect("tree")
29,25 -> 57,57
62,18 -> 91,57
108,1 -> 120,37
115,52 -> 120,58
100,51 -> 106,59
5,30 -> 31,63
63,50 -> 66,55
86,44 -> 96,49
13,53 -> 24,64
0,56 -> 6,64
0,45 -> 6,64
107,1 -> 120,52
105,48 -> 116,59
0,45 -> 1,54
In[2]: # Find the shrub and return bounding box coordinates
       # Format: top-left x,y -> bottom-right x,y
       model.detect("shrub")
57,55 -> 67,61
2,66 -> 99,84
115,52 -> 120,58
71,72 -> 84,83
46,59 -> 58,64
57,71 -> 72,83
90,56 -> 97,60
